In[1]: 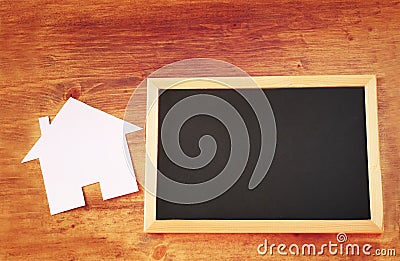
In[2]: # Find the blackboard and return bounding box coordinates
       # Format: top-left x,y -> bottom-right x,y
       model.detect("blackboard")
144,76 -> 383,233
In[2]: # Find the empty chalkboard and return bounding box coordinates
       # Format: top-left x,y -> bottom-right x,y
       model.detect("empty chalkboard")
144,76 -> 383,233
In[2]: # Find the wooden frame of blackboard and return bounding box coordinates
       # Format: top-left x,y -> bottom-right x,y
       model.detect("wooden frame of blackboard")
144,75 -> 383,233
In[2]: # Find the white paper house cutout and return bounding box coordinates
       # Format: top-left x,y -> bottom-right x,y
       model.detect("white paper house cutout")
22,98 -> 141,215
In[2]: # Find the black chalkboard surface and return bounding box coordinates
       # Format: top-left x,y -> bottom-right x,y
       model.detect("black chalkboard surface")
156,88 -> 370,220
144,76 -> 382,233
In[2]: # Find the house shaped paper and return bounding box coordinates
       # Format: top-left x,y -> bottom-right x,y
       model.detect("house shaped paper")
22,98 -> 141,215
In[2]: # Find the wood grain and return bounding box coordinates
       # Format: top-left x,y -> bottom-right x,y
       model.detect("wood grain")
1,0 -> 399,260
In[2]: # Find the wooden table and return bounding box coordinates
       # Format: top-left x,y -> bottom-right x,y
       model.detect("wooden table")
1,0 -> 399,260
